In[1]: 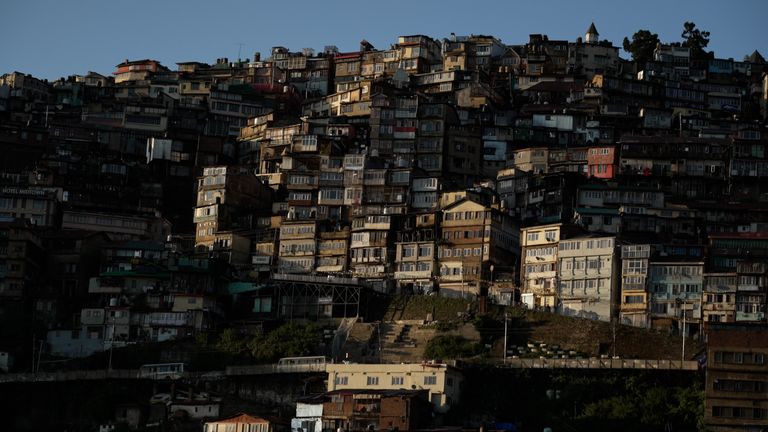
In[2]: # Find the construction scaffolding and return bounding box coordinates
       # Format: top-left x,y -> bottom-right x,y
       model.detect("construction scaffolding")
271,273 -> 369,320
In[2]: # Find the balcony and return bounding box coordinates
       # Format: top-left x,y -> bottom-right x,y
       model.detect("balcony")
736,311 -> 765,321
81,308 -> 105,326
351,264 -> 386,276
620,302 -> 647,311
89,277 -> 122,294
145,312 -> 188,327
702,303 -> 733,312
286,177 -> 319,190
255,172 -> 285,187
292,135 -> 318,152
394,270 -> 433,279
252,255 -> 272,265
350,255 -> 387,264
318,172 -> 344,187
318,197 -> 344,206
363,172 -> 387,186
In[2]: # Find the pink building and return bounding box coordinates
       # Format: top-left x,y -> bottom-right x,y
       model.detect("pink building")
587,145 -> 617,179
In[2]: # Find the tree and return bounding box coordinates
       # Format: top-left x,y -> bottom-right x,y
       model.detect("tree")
681,21 -> 711,58
423,335 -> 480,359
248,322 -> 322,362
622,30 -> 660,66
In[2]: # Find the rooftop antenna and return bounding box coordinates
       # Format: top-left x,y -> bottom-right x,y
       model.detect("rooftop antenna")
236,42 -> 245,62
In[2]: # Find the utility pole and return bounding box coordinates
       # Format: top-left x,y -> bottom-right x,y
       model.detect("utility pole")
682,304 -> 686,363
108,322 -> 115,371
36,340 -> 43,373
503,312 -> 509,364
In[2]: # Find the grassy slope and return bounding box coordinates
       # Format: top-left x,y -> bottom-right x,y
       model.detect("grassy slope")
379,296 -> 704,361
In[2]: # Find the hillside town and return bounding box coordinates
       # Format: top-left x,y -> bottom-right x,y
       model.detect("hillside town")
1,22 -> 768,432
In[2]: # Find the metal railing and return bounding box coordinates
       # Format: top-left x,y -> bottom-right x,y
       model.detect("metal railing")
501,358 -> 698,370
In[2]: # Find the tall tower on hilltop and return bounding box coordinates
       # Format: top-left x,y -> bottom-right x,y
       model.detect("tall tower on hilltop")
585,22 -> 599,44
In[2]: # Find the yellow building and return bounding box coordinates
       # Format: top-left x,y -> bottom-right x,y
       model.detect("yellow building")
326,362 -> 463,413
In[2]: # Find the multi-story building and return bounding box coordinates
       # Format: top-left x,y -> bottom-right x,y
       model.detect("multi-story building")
278,220 -> 317,274
326,362 -> 464,414
568,23 -> 620,79
619,244 -> 652,328
557,235 -> 619,321
735,261 -> 767,322
0,71 -> 50,101
512,147 -> 549,174
350,214 -> 396,291
316,228 -> 350,275
321,389 -> 432,432
394,212 -> 439,294
704,324 -> 768,432
586,145 -> 617,179
648,259 -> 704,336
708,232 -> 768,273
439,198 -> 517,298
0,186 -> 60,227
0,218 -> 43,300
519,223 -> 581,308
114,58 -> 164,82
194,165 -> 271,250
703,273 -> 739,325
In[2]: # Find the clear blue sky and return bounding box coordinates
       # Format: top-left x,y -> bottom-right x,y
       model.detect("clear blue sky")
2,0 -> 766,80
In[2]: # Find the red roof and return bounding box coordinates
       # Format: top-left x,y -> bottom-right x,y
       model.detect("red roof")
210,413 -> 270,424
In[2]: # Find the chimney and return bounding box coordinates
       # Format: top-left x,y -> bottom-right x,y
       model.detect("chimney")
254,52 -> 261,62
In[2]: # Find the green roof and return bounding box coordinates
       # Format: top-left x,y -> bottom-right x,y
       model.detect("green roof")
100,270 -> 170,279
228,282 -> 267,295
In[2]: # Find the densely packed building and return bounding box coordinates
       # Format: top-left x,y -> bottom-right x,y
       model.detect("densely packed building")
1,24 -> 768,379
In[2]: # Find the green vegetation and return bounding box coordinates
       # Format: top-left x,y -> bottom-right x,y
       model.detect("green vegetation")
385,294 -> 471,321
424,335 -> 480,360
681,21 -> 711,59
622,30 -> 660,66
451,368 -> 705,432
193,322 -> 327,368
247,322 -> 323,362
571,374 -> 706,431
623,21 -> 713,66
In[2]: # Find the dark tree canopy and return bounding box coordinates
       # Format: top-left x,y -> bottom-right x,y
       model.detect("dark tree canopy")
622,30 -> 660,66
681,21 -> 711,58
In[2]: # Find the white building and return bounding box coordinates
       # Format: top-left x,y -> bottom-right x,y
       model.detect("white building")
291,399 -> 323,432
557,235 -> 619,321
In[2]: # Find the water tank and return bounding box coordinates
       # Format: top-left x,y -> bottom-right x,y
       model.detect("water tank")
109,298 -> 118,307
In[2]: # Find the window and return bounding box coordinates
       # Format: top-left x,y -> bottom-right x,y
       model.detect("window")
335,376 -> 348,385
391,376 -> 404,385
424,375 -> 437,385
366,376 -> 379,385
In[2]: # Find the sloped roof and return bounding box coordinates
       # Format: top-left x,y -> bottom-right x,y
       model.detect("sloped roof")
587,22 -> 599,36
746,50 -> 766,64
209,413 -> 270,424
